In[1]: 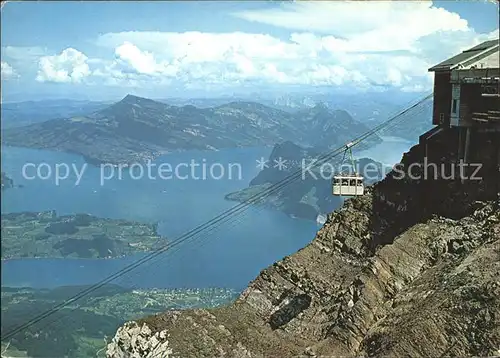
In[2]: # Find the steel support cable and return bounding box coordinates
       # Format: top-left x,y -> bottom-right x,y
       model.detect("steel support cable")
33,97 -> 429,335
1,93 -> 432,340
1,92 -> 432,340
26,203 -> 261,340
62,95 -> 434,306
22,98 -> 430,341
30,193 -> 280,334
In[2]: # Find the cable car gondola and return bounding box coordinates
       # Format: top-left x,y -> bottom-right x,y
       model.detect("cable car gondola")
332,142 -> 364,196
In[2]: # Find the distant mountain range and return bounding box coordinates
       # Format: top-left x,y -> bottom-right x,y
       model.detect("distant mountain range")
1,100 -> 111,129
2,95 -> 382,165
160,93 -> 435,142
378,98 -> 434,142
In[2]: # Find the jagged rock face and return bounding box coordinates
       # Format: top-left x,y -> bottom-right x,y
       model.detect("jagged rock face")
107,129 -> 500,357
106,322 -> 172,358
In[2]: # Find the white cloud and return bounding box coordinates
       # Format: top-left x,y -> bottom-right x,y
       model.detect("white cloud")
1,61 -> 19,79
115,42 -> 159,75
93,31 -> 368,87
113,42 -> 179,76
231,1 -> 497,58
232,1 -> 469,37
36,48 -> 91,83
96,31 -> 304,62
26,1 -> 499,92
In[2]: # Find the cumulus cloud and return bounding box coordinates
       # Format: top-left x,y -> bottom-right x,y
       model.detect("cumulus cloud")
232,1 -> 469,37
36,48 -> 91,83
94,31 -> 369,87
231,1 -> 497,57
27,1 -> 499,91
113,42 -> 179,76
1,61 -> 19,79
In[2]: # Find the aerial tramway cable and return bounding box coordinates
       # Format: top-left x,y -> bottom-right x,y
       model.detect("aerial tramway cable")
23,99 -> 434,341
1,93 -> 433,340
18,100 -> 434,341
1,93 -> 433,341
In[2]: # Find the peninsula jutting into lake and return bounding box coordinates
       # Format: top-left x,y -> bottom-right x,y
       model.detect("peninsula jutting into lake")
1,211 -> 163,260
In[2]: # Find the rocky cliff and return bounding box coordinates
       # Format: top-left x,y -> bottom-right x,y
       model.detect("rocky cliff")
106,128 -> 500,357
225,141 -> 385,221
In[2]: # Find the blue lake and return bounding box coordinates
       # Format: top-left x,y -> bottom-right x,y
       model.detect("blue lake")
1,146 -> 318,290
1,136 -> 414,291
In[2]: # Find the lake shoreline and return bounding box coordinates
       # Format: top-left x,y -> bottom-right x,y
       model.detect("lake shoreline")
0,142 -> 410,290
1,211 -> 164,260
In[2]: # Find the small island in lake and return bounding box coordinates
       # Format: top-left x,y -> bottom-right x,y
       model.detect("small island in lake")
1,172 -> 14,190
1,211 -> 164,259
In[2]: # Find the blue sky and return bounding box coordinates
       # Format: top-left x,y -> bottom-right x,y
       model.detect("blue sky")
1,1 -> 498,101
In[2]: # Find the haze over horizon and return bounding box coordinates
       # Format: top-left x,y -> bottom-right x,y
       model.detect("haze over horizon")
1,1 -> 498,102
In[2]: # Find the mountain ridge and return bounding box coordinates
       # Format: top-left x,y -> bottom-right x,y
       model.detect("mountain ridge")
2,95 -> 382,165
225,141 -> 386,221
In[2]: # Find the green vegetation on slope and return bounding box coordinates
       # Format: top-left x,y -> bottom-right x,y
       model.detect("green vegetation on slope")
1,211 -> 163,259
1,284 -> 239,357
2,95 -> 381,165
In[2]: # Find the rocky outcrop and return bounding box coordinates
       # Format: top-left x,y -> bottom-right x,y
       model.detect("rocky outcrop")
107,128 -> 500,357
225,141 -> 386,221
106,322 -> 172,358
1,172 -> 14,190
